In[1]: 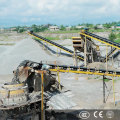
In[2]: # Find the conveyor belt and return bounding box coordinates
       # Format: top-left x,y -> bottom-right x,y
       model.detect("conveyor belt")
113,51 -> 120,59
107,48 -> 117,58
80,31 -> 120,61
80,31 -> 120,50
48,64 -> 120,77
34,38 -> 72,57
13,60 -> 120,77
28,32 -> 84,61
104,48 -> 117,62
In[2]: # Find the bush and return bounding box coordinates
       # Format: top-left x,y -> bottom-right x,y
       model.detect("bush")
109,32 -> 116,42
18,28 -> 25,33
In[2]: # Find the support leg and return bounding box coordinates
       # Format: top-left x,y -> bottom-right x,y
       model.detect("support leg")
103,75 -> 106,103
112,76 -> 115,106
73,48 -> 78,66
41,72 -> 45,120
57,70 -> 61,90
84,36 -> 87,67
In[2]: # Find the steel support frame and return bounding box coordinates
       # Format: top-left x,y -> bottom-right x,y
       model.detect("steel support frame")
103,75 -> 106,103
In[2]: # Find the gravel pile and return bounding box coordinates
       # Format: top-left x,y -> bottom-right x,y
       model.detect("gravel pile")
0,38 -> 74,75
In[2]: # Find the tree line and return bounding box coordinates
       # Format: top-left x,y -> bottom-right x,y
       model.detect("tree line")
12,21 -> 120,33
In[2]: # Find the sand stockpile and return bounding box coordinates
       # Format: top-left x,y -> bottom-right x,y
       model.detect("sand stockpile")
0,38 -> 74,75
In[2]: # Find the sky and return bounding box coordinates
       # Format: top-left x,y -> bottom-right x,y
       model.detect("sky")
0,0 -> 120,27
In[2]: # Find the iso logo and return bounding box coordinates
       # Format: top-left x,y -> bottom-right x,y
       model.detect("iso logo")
79,111 -> 90,119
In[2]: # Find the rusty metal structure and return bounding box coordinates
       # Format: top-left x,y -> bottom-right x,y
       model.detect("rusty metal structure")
0,60 -> 61,120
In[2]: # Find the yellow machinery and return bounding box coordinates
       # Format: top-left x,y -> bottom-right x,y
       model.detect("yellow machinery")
0,83 -> 27,106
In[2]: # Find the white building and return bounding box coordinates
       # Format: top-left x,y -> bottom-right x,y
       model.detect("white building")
75,26 -> 84,29
66,26 -> 71,31
49,26 -> 59,31
97,24 -> 104,29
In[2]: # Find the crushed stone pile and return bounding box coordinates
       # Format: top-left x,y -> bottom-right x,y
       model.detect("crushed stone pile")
0,38 -> 74,75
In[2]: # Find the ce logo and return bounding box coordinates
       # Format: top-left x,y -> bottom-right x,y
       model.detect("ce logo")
94,111 -> 103,118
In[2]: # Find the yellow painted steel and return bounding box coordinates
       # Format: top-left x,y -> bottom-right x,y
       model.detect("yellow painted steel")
0,90 -> 9,97
28,33 -> 84,60
106,45 -> 108,71
41,71 -> 44,120
57,69 -> 61,90
84,36 -> 87,67
72,37 -> 81,40
9,89 -> 24,95
72,40 -> 82,42
4,83 -> 24,88
50,69 -> 120,77
0,83 -> 25,98
112,76 -> 116,106
80,32 -> 119,61
80,33 -> 120,50
72,37 -> 81,39
73,48 -> 76,66
96,45 -> 100,51
0,89 -> 25,98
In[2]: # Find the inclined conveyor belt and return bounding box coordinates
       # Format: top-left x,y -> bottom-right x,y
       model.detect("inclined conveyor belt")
28,32 -> 84,61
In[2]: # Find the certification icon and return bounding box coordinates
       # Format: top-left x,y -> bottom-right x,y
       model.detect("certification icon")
79,111 -> 90,119
106,111 -> 114,119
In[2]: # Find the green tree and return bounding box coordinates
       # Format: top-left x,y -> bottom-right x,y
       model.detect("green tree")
86,23 -> 93,28
109,32 -> 116,41
103,23 -> 111,28
31,24 -> 39,32
18,28 -> 25,33
31,24 -> 48,32
94,25 -> 98,30
14,26 -> 21,33
60,25 -> 66,31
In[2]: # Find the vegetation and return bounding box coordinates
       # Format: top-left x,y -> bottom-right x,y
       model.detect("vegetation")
108,32 -> 120,43
31,24 -> 48,32
14,26 -> 26,33
10,21 -> 120,34
89,29 -> 110,32
103,78 -> 111,82
0,43 -> 15,45
60,25 -> 66,31
109,32 -> 116,42
45,29 -> 80,34
114,33 -> 120,43
45,36 -> 60,40
34,35 -> 71,40
10,21 -> 120,43
103,23 -> 111,28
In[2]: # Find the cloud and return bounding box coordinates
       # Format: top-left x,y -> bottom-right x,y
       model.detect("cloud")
0,0 -> 120,25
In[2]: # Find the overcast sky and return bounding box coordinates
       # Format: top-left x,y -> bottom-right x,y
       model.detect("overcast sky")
0,0 -> 120,26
